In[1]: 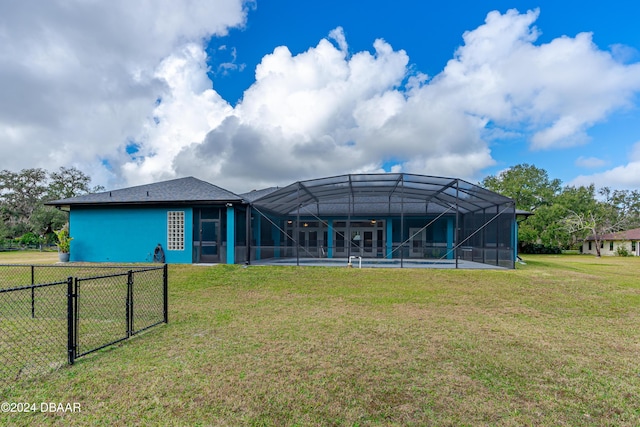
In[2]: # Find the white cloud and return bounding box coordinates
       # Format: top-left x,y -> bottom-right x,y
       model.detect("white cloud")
630,141 -> 640,162
329,27 -> 349,53
3,6 -> 640,193
215,46 -> 246,75
122,43 -> 235,185
0,0 -> 249,185
569,141 -> 640,189
169,9 -> 640,192
570,163 -> 640,189
435,9 -> 640,150
170,27 -> 498,190
610,44 -> 640,64
575,156 -> 608,169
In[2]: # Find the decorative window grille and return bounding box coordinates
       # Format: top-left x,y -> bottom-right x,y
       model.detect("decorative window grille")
167,211 -> 185,250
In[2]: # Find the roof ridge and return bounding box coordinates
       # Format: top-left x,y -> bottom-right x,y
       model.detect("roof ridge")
46,176 -> 243,206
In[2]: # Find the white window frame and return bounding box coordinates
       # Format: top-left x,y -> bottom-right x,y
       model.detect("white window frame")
167,211 -> 185,251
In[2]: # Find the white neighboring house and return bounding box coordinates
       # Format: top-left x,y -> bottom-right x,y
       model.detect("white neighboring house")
582,228 -> 640,256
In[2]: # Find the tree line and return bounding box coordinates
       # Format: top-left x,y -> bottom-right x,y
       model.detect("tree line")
0,167 -> 103,247
481,164 -> 640,256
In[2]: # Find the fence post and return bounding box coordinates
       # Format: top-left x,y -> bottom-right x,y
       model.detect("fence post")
163,264 -> 168,324
127,270 -> 133,338
67,276 -> 76,365
31,266 -> 35,319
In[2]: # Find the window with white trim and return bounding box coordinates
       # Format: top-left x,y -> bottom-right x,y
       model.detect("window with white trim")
167,211 -> 185,250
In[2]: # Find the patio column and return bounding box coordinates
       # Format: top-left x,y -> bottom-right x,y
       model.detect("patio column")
246,206 -> 252,264
327,219 -> 334,258
255,215 -> 261,260
226,205 -> 235,264
446,217 -> 454,260
273,221 -> 280,258
386,220 -> 393,259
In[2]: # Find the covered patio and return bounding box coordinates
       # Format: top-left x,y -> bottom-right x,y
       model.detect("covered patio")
244,173 -> 517,269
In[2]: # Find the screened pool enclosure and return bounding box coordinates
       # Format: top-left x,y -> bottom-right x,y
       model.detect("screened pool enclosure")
243,173 -> 517,269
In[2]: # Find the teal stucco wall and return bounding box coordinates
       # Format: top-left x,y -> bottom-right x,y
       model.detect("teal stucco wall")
69,206 -> 193,263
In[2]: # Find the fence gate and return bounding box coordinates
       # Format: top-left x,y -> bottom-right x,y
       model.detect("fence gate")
70,267 -> 168,364
0,264 -> 167,386
72,272 -> 129,361
0,279 -> 69,383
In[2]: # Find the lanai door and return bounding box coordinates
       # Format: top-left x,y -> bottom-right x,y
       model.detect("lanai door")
334,221 -> 384,258
410,228 -> 426,258
194,208 -> 221,263
199,220 -> 219,263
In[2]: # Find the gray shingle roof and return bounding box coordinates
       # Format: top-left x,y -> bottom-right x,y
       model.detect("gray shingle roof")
47,176 -> 243,207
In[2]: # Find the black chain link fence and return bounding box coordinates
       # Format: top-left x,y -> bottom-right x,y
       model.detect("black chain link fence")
0,264 -> 167,387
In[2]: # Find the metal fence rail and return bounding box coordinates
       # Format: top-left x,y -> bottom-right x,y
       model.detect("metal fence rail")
0,264 -> 168,387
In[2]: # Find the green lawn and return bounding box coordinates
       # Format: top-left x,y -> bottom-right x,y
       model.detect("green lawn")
0,250 -> 59,265
1,253 -> 640,426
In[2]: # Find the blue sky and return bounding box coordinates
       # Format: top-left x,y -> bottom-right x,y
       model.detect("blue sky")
1,1 -> 640,192
209,1 -> 640,104
205,1 -> 640,189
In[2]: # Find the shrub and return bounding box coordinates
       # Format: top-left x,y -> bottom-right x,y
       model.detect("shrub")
616,245 -> 632,257
18,232 -> 40,246
520,243 -> 562,254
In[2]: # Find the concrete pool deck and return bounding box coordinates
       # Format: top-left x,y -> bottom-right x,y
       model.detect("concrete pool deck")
250,257 -> 508,269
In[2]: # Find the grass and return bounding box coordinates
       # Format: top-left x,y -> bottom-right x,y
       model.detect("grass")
1,251 -> 640,425
0,250 -> 58,265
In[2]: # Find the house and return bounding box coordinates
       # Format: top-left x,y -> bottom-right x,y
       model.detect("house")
47,177 -> 244,263
47,173 -> 519,268
582,228 -> 640,256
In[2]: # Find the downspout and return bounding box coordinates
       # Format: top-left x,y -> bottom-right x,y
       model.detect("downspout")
245,205 -> 251,265
296,184 -> 300,267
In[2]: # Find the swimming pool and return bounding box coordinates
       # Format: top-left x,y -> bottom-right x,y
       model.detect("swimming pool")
252,257 -> 504,269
